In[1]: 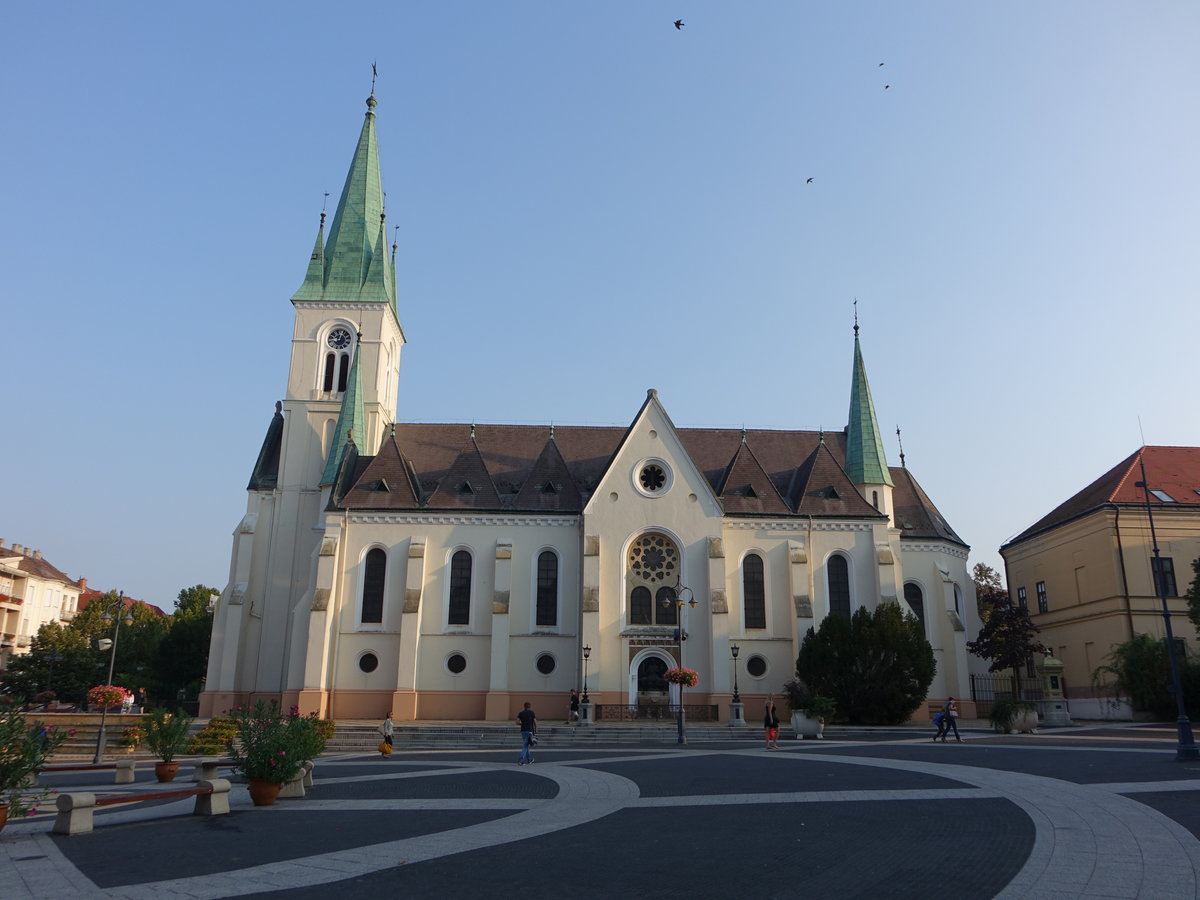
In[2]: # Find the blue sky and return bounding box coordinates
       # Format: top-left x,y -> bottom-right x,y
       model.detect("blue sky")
4,2 -> 1198,608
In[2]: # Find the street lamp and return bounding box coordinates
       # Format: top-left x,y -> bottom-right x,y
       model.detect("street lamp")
1136,465 -> 1199,761
581,645 -> 591,704
92,592 -> 134,764
663,584 -> 699,744
730,643 -> 741,703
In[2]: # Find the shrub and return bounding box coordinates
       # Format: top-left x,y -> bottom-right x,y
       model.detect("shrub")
988,698 -> 1037,732
188,717 -> 238,755
142,708 -> 194,762
1093,634 -> 1200,719
226,700 -> 327,785
0,697 -> 72,817
796,602 -> 936,724
781,679 -> 812,714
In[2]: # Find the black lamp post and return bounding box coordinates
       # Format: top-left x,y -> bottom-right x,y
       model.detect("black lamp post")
581,645 -> 591,705
92,592 -> 133,764
663,585 -> 699,744
44,651 -> 62,697
1136,463 -> 1199,761
731,643 -> 741,703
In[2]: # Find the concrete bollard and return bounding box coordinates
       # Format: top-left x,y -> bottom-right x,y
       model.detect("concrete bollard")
54,792 -> 96,835
115,759 -> 137,784
302,760 -> 315,788
278,772 -> 306,799
192,758 -> 222,783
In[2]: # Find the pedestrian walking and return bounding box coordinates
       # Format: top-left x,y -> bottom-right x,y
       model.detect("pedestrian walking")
941,697 -> 962,742
567,689 -> 580,725
763,696 -> 781,749
517,702 -> 538,765
379,713 -> 394,748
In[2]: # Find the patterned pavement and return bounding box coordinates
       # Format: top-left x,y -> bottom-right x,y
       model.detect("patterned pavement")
3,724 -> 1199,899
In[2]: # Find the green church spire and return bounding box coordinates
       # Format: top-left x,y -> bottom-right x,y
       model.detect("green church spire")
292,95 -> 395,310
844,320 -> 893,487
320,335 -> 367,487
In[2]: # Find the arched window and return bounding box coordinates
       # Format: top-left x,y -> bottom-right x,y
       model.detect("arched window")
828,554 -> 851,619
627,532 -> 682,626
631,586 -> 652,624
743,553 -> 766,629
448,550 -> 472,625
536,550 -> 558,627
337,354 -> 350,392
361,548 -> 386,624
323,353 -> 336,392
903,582 -> 925,630
656,586 -> 677,625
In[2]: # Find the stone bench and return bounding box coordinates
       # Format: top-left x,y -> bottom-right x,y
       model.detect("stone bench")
53,780 -> 231,835
38,759 -> 137,784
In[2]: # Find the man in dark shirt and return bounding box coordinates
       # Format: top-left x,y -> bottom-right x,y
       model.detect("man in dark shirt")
517,702 -> 537,765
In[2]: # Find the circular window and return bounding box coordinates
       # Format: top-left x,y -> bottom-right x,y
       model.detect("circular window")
446,653 -> 467,675
536,653 -> 556,675
358,652 -> 379,674
629,533 -> 678,584
633,458 -> 672,497
746,655 -> 767,678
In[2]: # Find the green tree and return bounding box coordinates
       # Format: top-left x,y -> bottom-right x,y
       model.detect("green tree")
154,584 -> 218,704
972,563 -> 1007,623
795,602 -> 936,724
967,585 -> 1047,698
1185,557 -> 1200,631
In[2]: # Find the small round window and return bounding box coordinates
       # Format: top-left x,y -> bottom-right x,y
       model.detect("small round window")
447,653 -> 467,675
536,653 -> 556,675
746,655 -> 767,678
633,458 -> 672,497
358,652 -> 379,674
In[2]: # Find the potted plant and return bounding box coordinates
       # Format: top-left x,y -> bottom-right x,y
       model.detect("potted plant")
989,698 -> 1039,734
807,695 -> 836,739
782,679 -> 817,738
663,667 -> 699,687
142,708 -> 194,781
226,700 -> 328,805
0,696 -> 71,832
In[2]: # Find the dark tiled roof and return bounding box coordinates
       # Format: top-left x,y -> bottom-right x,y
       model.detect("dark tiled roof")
1003,446 -> 1200,548
0,550 -> 76,586
328,422 -> 963,544
77,590 -> 167,618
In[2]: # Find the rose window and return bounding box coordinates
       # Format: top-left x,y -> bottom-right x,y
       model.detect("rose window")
640,464 -> 666,492
629,533 -> 678,584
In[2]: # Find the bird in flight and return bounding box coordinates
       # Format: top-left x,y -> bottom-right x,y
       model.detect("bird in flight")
674,19 -> 684,30
806,178 -> 814,184
879,62 -> 885,67
884,85 -> 890,90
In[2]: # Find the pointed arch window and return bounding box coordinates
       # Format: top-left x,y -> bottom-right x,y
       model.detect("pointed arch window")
323,353 -> 337,392
627,532 -> 682,627
828,554 -> 851,619
743,553 -> 766,629
337,353 -> 350,393
656,586 -> 678,625
903,582 -> 925,630
448,550 -> 472,625
536,550 -> 558,627
361,548 -> 386,624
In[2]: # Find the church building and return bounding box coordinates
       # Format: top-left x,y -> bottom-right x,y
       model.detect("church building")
200,95 -> 979,723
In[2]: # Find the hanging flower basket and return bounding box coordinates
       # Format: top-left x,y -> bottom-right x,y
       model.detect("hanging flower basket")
664,667 -> 699,687
88,684 -> 131,711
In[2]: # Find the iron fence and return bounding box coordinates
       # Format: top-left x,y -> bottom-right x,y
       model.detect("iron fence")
969,672 -> 1049,718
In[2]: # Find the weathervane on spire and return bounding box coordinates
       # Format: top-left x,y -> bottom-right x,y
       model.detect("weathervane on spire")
371,61 -> 378,95
853,298 -> 859,337
321,192 -> 330,226
896,425 -> 906,468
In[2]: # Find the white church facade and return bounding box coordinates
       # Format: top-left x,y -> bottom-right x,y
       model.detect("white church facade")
200,95 -> 979,723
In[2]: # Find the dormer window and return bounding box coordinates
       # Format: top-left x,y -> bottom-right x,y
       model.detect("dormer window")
458,481 -> 475,494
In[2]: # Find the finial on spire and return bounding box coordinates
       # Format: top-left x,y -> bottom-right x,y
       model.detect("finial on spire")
741,425 -> 747,444
390,422 -> 396,438
896,425 -> 906,468
275,400 -> 282,414
322,192 -> 330,212
853,298 -> 859,337
371,61 -> 378,96
819,427 -> 825,445
392,225 -> 399,256
470,422 -> 476,440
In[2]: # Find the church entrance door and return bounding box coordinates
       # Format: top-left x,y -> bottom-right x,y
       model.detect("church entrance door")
636,656 -> 670,719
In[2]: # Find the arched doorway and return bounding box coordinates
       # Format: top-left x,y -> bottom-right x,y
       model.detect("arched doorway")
630,650 -> 677,718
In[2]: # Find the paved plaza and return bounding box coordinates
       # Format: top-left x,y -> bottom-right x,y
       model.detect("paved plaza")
3,723 -> 1199,899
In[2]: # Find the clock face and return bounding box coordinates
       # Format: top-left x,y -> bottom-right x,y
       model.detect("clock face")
327,328 -> 352,350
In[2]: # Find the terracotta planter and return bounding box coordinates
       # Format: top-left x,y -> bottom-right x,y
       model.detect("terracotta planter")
247,778 -> 283,806
154,761 -> 180,783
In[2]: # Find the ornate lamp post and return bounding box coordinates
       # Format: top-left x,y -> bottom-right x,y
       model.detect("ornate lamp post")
663,585 -> 699,744
92,592 -> 133,764
731,643 -> 741,703
581,645 -> 591,704
1136,464 -> 1198,761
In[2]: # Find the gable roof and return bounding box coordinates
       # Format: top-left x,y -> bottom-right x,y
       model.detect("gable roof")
1003,445 -> 1200,548
716,438 -> 792,516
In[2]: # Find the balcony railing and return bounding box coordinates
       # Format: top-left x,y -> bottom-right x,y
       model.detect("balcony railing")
0,592 -> 23,606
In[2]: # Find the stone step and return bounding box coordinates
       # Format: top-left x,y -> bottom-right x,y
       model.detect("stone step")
328,722 -> 770,750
